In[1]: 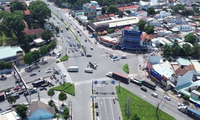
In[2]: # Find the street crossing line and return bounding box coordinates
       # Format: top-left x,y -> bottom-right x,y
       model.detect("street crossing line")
96,97 -> 116,99
56,63 -> 73,83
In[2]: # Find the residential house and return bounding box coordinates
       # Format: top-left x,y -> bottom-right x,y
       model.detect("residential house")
164,15 -> 186,24
148,19 -> 161,27
27,100 -> 55,120
24,28 -> 44,35
83,1 -> 102,19
94,14 -> 109,22
166,0 -> 175,6
179,0 -> 198,6
118,5 -> 138,12
159,11 -> 171,18
136,11 -> 147,17
0,46 -> 24,66
175,64 -> 196,76
178,25 -> 196,32
157,30 -> 172,37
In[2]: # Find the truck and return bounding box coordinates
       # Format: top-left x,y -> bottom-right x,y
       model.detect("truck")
106,72 -> 129,84
32,79 -> 46,87
178,106 -> 200,119
0,92 -> 5,101
41,82 -> 49,87
67,66 -> 79,72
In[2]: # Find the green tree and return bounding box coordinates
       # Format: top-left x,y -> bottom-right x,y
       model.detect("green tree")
58,92 -> 67,106
55,27 -> 59,35
102,7 -> 106,14
48,41 -> 56,50
13,10 -> 25,19
144,25 -> 154,34
182,10 -> 194,16
182,44 -> 192,56
7,95 -> 16,107
147,7 -> 156,15
15,104 -> 28,118
31,50 -> 40,61
10,1 -> 26,12
39,45 -> 48,56
107,5 -> 118,14
163,44 -> 171,58
0,61 -> 12,74
29,1 -> 51,26
183,95 -> 189,101
0,11 -> 11,19
171,40 -> 179,56
2,13 -> 25,43
184,33 -> 197,44
62,107 -> 69,119
137,19 -> 146,31
47,89 -> 55,100
118,10 -> 124,17
192,42 -> 200,59
41,30 -> 53,41
24,52 -> 33,65
125,10 -> 131,14
172,4 -> 184,13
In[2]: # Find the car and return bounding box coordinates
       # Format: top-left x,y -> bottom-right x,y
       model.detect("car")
96,110 -> 99,116
151,92 -> 158,98
112,56 -> 118,59
29,89 -> 36,94
73,43 -> 76,47
67,39 -> 70,43
90,47 -> 93,50
140,87 -> 147,92
13,86 -> 20,91
40,87 -> 47,91
69,43 -> 72,47
53,17 -> 55,19
12,94 -> 20,99
113,58 -> 120,61
77,30 -> 80,33
46,69 -> 51,73
95,103 -> 98,108
178,103 -> 184,106
86,54 -> 92,57
5,89 -> 11,93
79,34 -> 81,36
164,95 -> 171,101
30,72 -> 37,76
23,91 -> 29,96
94,62 -> 98,66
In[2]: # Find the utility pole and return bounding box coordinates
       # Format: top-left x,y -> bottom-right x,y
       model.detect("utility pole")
37,89 -> 40,101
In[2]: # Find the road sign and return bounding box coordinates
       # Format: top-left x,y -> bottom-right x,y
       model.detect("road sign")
111,81 -> 115,84
122,64 -> 130,74
90,95 -> 97,98
94,81 -> 98,84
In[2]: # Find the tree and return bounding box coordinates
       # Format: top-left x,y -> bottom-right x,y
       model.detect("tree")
58,92 -> 67,106
55,27 -> 59,35
2,13 -> 25,43
144,25 -> 154,34
29,1 -> 51,25
184,33 -> 197,45
118,10 -> 124,17
163,44 -> 171,58
7,95 -> 16,107
62,107 -> 69,119
0,61 -> 12,74
15,104 -> 28,118
125,10 -> 131,14
47,89 -> 55,100
39,45 -> 48,56
183,95 -> 189,101
47,41 -> 56,50
31,50 -> 40,61
24,52 -> 33,65
192,42 -> 200,59
41,30 -> 53,41
171,40 -> 179,56
10,1 -> 26,12
107,5 -> 118,14
172,4 -> 184,13
147,7 -> 155,15
137,19 -> 146,31
102,7 -> 106,14
13,10 -> 25,19
182,44 -> 192,56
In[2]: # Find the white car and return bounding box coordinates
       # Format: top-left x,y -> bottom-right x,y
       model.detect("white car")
178,103 -> 184,106
151,92 -> 158,98
90,47 -> 93,50
94,62 -> 98,66
164,95 -> 171,101
46,70 -> 51,73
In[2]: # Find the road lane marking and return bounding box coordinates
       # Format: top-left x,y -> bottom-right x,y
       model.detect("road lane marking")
103,98 -> 107,112
110,99 -> 115,120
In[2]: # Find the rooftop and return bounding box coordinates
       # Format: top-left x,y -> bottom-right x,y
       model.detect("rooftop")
23,10 -> 30,15
191,60 -> 200,73
0,46 -> 23,60
0,110 -> 21,120
175,64 -> 196,76
177,58 -> 192,66
118,5 -> 137,11
24,28 -> 44,35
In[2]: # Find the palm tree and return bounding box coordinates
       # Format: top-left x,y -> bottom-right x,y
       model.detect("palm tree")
7,95 -> 16,107
47,89 -> 55,101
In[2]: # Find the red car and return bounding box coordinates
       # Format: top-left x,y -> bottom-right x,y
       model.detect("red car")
13,86 -> 20,91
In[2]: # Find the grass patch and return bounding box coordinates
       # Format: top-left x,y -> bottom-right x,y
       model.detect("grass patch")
60,55 -> 68,62
116,86 -> 175,120
52,83 -> 75,96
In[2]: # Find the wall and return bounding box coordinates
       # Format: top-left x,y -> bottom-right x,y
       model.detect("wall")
176,71 -> 193,88
28,108 -> 53,120
148,56 -> 161,64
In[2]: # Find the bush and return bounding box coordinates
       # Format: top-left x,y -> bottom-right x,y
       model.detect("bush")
48,100 -> 54,107
183,95 -> 189,101
56,60 -> 60,63
62,107 -> 69,119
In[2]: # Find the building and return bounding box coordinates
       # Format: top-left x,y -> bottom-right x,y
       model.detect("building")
88,16 -> 139,32
0,110 -> 21,120
159,11 -> 171,18
117,26 -> 151,50
27,100 -> 55,120
136,11 -> 147,17
94,14 -> 109,22
83,1 -> 101,19
0,46 -> 24,66
118,5 -> 138,11
148,19 -> 161,27
24,28 -> 44,35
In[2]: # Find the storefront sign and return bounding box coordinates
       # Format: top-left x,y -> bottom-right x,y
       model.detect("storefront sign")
161,80 -> 167,86
151,69 -> 162,80
151,75 -> 159,82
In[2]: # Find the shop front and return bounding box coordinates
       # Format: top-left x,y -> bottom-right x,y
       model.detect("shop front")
150,69 -> 162,83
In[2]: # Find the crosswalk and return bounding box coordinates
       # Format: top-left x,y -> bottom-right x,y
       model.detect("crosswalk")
56,63 -> 73,83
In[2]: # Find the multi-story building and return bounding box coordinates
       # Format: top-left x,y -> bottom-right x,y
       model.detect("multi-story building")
0,46 -> 24,66
117,26 -> 151,50
83,1 -> 101,19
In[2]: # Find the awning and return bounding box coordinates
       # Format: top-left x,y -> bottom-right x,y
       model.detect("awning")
167,81 -> 175,88
88,25 -> 95,32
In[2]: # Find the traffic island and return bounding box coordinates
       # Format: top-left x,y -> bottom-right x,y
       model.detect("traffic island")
116,86 -> 175,120
51,83 -> 75,96
60,55 -> 68,62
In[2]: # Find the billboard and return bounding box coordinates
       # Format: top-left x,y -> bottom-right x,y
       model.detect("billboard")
123,30 -> 142,37
151,69 -> 162,80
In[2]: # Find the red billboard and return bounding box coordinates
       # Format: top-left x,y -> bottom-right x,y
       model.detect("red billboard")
147,60 -> 152,73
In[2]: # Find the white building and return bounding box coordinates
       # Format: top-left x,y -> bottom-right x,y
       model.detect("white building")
136,11 -> 147,17
178,25 -> 196,32
83,1 -> 102,19
159,11 -> 171,18
157,30 -> 172,37
148,19 -> 161,27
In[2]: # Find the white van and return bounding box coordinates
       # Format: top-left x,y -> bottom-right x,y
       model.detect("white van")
67,66 -> 78,72
121,55 -> 127,59
85,68 -> 93,73
56,53 -> 61,58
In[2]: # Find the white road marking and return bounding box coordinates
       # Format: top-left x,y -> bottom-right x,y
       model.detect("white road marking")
103,98 -> 107,112
110,99 -> 115,120
56,63 -> 73,83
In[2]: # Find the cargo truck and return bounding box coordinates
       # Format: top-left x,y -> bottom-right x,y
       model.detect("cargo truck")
106,72 -> 129,84
0,92 -> 5,101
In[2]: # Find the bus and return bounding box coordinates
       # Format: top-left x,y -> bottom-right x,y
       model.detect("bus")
130,79 -> 142,86
186,107 -> 200,120
141,80 -> 156,90
60,27 -> 63,32
32,79 -> 45,87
